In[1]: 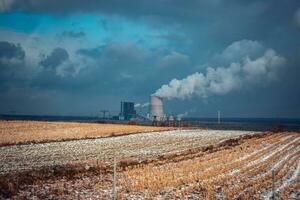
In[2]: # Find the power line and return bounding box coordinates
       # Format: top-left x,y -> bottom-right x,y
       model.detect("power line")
100,110 -> 109,119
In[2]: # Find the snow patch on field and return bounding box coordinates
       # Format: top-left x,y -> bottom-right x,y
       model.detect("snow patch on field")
243,137 -> 298,168
0,129 -> 259,174
215,137 -> 299,178
264,160 -> 300,199
271,146 -> 300,171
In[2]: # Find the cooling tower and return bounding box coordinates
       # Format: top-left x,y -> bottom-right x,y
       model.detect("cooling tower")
149,95 -> 164,121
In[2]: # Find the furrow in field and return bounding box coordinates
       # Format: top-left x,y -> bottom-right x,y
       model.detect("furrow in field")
232,147 -> 300,199
118,133 -> 297,199
0,130 -> 256,174
222,136 -> 299,177
183,136 -> 299,198
119,134 -> 292,195
4,132 -> 299,200
264,159 -> 300,199
201,135 -> 298,183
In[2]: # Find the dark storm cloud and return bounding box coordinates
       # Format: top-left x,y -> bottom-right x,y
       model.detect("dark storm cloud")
78,42 -> 150,69
4,0 -> 201,14
6,1 -> 300,52
0,41 -> 25,79
76,42 -> 192,85
40,47 -> 69,70
0,41 -> 30,92
157,51 -> 190,69
76,46 -> 103,58
61,31 -> 85,38
6,1 -> 299,25
34,42 -> 183,102
0,41 -> 25,60
1,0 -> 265,16
32,42 -> 150,94
1,0 -> 300,117
16,0 -> 295,69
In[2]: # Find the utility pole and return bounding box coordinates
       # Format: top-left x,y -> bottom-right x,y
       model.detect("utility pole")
272,169 -> 275,200
217,110 -> 221,124
100,110 -> 109,119
112,157 -> 117,200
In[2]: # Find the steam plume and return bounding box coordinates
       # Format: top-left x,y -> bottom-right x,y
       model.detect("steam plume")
154,41 -> 286,100
135,102 -> 149,108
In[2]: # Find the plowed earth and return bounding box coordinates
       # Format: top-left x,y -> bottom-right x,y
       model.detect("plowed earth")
0,126 -> 298,199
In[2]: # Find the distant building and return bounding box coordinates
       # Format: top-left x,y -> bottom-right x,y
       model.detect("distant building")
149,96 -> 164,121
120,101 -> 136,120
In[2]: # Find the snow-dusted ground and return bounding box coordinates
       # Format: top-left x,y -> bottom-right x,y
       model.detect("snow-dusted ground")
263,158 -> 300,199
209,136 -> 299,180
5,131 -> 299,199
0,129 -> 257,174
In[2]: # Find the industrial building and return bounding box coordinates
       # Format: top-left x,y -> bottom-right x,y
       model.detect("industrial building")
115,97 -> 185,126
149,95 -> 164,121
118,96 -> 165,122
119,101 -> 136,120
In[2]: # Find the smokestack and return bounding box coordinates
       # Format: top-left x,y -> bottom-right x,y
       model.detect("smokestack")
149,95 -> 164,121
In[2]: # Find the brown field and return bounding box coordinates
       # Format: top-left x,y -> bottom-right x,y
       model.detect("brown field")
12,132 -> 297,200
119,132 -> 300,199
0,122 -> 299,199
0,120 -> 171,146
0,129 -> 253,175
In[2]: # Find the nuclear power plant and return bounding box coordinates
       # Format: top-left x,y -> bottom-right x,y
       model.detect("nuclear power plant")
106,94 -> 187,126
149,95 -> 164,121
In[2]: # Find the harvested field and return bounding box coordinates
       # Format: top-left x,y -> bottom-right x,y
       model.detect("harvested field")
0,120 -> 171,146
120,132 -> 300,199
0,129 -> 253,174
0,128 -> 299,199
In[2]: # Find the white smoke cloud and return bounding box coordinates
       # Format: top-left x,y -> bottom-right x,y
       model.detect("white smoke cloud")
134,102 -> 149,108
177,111 -> 189,119
213,40 -> 265,65
154,40 -> 286,100
134,103 -> 141,107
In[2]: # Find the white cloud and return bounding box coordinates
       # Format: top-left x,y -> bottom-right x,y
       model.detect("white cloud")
213,39 -> 265,65
154,40 -> 286,100
158,51 -> 190,68
243,49 -> 285,81
0,29 -> 97,78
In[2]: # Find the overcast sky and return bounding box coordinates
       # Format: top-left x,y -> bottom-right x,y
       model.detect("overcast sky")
0,0 -> 300,118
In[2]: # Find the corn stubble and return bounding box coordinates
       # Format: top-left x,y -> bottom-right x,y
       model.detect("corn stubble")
1,129 -> 299,199
0,120 -> 171,145
119,133 -> 300,199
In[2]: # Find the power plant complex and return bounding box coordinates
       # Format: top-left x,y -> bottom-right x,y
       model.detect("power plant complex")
113,95 -> 173,123
105,95 -> 182,125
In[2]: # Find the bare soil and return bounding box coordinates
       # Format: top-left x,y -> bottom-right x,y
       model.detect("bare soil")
1,122 -> 298,199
